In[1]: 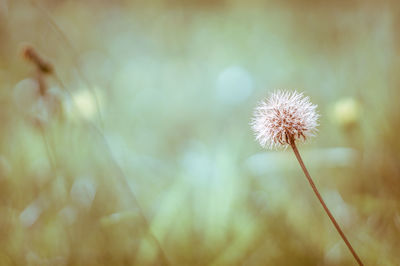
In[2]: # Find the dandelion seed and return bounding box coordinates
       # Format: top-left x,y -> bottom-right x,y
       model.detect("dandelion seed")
251,90 -> 319,149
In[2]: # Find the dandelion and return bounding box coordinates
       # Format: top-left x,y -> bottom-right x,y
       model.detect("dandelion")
251,90 -> 319,149
251,90 -> 364,266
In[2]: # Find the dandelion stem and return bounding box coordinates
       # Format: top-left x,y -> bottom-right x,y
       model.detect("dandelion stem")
289,138 -> 363,266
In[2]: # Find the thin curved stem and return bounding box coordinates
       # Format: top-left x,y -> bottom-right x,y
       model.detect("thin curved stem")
289,139 -> 363,266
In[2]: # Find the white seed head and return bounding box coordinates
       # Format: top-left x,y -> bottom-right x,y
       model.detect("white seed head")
251,90 -> 319,149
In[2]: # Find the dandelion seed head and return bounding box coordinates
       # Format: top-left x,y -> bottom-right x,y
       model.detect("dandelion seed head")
251,90 -> 319,149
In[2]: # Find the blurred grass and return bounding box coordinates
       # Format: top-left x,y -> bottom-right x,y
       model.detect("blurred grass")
0,0 -> 400,265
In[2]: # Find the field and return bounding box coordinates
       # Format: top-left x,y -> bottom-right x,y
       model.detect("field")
0,0 -> 399,265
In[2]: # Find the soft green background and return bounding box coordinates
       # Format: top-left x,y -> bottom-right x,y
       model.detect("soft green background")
0,0 -> 399,265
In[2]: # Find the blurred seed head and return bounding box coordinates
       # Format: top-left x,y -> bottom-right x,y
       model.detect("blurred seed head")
251,90 -> 319,149
64,89 -> 101,121
332,97 -> 361,128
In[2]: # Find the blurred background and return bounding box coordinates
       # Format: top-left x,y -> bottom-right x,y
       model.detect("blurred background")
0,0 -> 399,265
